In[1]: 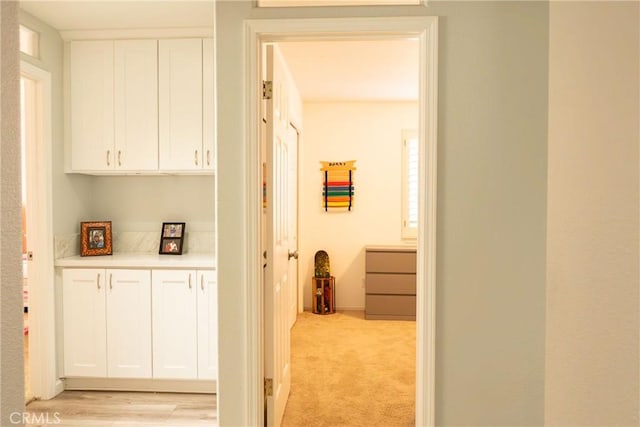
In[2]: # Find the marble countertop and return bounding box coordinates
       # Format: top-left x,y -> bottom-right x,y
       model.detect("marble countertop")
55,252 -> 216,269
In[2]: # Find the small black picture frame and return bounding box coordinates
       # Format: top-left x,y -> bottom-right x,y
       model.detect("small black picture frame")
159,222 -> 185,255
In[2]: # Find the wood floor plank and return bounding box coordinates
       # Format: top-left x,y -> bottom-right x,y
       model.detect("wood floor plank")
26,391 -> 217,426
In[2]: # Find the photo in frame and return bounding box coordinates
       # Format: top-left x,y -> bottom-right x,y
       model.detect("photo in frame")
159,222 -> 186,255
80,221 -> 113,256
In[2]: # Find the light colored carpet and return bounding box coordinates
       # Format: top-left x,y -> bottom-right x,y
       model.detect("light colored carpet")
282,311 -> 415,427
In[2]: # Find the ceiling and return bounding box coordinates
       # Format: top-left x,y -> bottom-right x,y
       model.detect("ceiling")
20,1 -> 418,102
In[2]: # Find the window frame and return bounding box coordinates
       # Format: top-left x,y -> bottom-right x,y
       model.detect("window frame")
401,129 -> 418,239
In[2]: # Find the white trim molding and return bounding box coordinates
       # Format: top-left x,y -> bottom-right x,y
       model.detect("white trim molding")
20,61 -> 58,400
244,16 -> 438,427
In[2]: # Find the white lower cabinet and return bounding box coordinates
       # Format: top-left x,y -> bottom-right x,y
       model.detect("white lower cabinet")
63,268 -> 151,378
197,270 -> 218,380
151,269 -> 217,380
63,267 -> 216,382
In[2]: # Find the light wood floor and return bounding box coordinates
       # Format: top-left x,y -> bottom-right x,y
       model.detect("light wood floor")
25,391 -> 217,426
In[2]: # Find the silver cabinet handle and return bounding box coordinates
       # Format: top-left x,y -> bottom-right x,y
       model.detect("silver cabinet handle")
206,150 -> 211,166
106,150 -> 111,166
201,275 -> 204,291
109,273 -> 113,290
118,150 -> 122,167
188,273 -> 192,289
97,273 -> 101,289
194,150 -> 199,166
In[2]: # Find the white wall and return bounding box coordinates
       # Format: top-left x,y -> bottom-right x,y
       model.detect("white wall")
299,101 -> 417,310
91,176 -> 215,233
20,10 -> 94,235
217,2 -> 548,425
1,1 -> 26,422
545,2 -> 640,425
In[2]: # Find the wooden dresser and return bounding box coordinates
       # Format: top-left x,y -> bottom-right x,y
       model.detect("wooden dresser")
365,246 -> 416,320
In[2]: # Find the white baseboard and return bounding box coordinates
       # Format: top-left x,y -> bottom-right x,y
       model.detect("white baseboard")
63,377 -> 216,394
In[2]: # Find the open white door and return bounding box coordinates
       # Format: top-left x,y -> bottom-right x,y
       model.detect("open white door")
287,124 -> 299,328
264,44 -> 293,427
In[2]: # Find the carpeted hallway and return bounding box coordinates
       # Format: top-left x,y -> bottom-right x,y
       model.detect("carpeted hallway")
282,311 -> 415,427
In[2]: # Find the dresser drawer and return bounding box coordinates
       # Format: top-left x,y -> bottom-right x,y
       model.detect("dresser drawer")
365,295 -> 416,317
366,250 -> 416,274
366,273 -> 416,295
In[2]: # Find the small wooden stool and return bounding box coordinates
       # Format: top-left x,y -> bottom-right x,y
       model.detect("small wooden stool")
312,276 -> 335,314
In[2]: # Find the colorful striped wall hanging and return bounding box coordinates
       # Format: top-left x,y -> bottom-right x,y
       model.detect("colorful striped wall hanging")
320,161 -> 356,211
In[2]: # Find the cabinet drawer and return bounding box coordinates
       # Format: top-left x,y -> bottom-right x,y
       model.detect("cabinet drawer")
366,250 -> 416,274
365,295 -> 416,317
366,273 -> 415,295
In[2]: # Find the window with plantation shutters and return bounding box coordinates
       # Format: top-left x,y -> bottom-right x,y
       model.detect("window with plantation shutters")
402,130 -> 418,239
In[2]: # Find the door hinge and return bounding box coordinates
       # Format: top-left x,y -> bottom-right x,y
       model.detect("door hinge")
262,81 -> 273,100
264,377 -> 273,397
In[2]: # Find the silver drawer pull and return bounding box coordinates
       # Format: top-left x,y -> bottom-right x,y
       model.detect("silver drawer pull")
206,150 -> 211,166
188,274 -> 192,289
118,150 -> 122,167
106,150 -> 111,166
97,273 -> 101,289
109,274 -> 113,290
201,275 -> 204,291
194,150 -> 199,166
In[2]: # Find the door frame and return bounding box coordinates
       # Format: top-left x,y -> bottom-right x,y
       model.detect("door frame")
244,17 -> 438,426
20,61 -> 61,400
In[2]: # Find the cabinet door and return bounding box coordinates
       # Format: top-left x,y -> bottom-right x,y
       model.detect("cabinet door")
202,38 -> 215,171
70,41 -> 114,172
62,268 -> 107,377
197,270 -> 217,380
106,269 -> 152,378
114,40 -> 158,171
151,269 -> 198,379
158,39 -> 203,171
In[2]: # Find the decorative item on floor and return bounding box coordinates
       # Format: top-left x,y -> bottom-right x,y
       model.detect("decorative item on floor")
80,221 -> 113,256
312,250 -> 335,314
320,160 -> 356,211
159,222 -> 186,255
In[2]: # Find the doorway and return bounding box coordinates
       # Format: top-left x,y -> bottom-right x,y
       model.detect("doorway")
246,17 -> 438,426
273,37 -> 419,425
20,61 -> 59,401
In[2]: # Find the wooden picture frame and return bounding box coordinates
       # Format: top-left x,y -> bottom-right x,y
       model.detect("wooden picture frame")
80,221 -> 113,256
159,222 -> 186,255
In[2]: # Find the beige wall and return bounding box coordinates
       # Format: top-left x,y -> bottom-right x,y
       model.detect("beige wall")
1,1 -> 26,422
217,1 -> 548,425
545,2 -> 640,425
299,101 -> 418,310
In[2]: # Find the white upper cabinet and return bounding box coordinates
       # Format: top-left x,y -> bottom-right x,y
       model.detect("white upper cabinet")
71,40 -> 158,173
114,40 -> 159,171
68,37 -> 214,175
159,38 -> 204,171
70,41 -> 114,172
202,38 -> 215,171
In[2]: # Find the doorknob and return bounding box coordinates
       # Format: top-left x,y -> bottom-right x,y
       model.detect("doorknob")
288,250 -> 298,260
